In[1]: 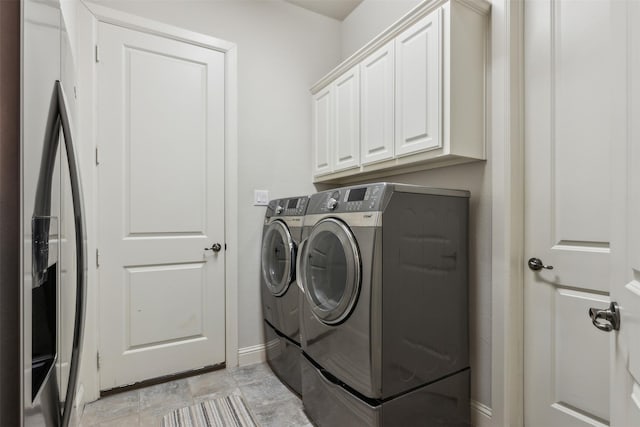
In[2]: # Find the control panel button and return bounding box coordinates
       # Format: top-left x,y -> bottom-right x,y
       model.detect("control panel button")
327,197 -> 338,210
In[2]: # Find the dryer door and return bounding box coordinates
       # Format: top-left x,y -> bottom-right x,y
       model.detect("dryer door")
261,220 -> 296,296
301,218 -> 361,325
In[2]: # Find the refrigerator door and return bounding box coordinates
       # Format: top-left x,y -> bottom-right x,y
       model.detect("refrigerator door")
23,0 -> 87,425
57,80 -> 87,427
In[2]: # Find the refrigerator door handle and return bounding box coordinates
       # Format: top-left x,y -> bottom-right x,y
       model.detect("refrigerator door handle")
57,80 -> 87,427
32,79 -> 86,427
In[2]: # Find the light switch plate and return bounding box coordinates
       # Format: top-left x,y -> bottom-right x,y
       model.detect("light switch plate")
254,190 -> 269,206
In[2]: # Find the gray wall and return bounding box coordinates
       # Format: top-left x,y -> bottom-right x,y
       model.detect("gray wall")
91,0 -> 341,349
339,0 -> 492,409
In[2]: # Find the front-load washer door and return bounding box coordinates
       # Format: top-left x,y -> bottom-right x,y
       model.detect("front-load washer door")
261,220 -> 296,297
301,218 -> 361,325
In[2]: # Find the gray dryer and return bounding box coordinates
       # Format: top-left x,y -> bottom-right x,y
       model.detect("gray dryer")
298,183 -> 470,426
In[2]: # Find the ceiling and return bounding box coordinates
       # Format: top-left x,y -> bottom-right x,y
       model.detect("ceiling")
284,0 -> 364,21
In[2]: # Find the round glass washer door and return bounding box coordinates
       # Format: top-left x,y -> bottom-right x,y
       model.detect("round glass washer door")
300,218 -> 361,325
261,220 -> 295,297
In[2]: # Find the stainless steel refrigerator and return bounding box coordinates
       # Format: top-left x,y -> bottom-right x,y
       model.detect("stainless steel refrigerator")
0,0 -> 87,425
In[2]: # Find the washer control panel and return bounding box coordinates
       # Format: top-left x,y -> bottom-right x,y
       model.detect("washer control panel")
343,185 -> 383,212
267,196 -> 309,217
309,183 -> 387,214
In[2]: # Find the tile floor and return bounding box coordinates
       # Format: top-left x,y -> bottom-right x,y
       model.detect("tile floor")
80,362 -> 312,427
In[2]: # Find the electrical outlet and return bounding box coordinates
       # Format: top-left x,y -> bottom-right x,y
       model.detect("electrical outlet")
254,190 -> 269,206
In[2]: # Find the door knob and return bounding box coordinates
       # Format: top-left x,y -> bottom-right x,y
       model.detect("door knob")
588,301 -> 620,332
527,257 -> 553,271
205,243 -> 222,252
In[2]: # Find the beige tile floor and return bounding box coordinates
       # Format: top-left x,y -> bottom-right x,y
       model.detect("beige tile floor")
80,362 -> 312,427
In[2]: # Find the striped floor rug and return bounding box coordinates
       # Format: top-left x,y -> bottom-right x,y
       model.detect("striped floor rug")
162,395 -> 259,427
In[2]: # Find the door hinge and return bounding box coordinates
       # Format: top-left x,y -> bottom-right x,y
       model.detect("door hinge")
95,146 -> 100,165
96,249 -> 100,268
225,243 -> 227,251
95,45 -> 100,63
97,352 -> 100,370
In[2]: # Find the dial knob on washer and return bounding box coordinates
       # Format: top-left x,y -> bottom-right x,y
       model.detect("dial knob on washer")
327,198 -> 338,210
275,205 -> 284,214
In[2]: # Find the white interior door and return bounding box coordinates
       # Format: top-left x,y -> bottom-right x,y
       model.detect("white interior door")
610,1 -> 640,425
97,22 -> 226,390
524,0 -> 617,425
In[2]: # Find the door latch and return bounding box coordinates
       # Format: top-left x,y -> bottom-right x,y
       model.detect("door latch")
205,243 -> 222,252
528,257 -> 553,271
588,301 -> 620,332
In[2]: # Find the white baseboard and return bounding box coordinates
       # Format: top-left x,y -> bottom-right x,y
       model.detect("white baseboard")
238,343 -> 266,366
471,399 -> 493,427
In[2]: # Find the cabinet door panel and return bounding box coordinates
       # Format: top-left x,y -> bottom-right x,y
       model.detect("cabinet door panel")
333,66 -> 360,172
361,41 -> 395,165
313,87 -> 332,176
395,10 -> 441,156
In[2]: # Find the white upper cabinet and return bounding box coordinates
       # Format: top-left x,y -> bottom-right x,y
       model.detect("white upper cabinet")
312,66 -> 360,175
333,65 -> 360,172
395,10 -> 441,157
312,85 -> 332,176
361,41 -> 395,165
310,0 -> 490,183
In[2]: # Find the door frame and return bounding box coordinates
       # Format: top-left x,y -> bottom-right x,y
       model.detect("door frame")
489,0 -> 525,426
76,1 -> 238,402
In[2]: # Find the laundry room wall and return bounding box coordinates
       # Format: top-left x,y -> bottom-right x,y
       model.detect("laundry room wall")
86,0 -> 340,354
340,0 -> 422,59
338,0 -> 493,413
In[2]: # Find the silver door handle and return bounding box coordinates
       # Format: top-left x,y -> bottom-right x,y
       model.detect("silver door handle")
34,81 -> 88,427
588,301 -> 620,332
205,243 -> 222,252
528,257 -> 553,271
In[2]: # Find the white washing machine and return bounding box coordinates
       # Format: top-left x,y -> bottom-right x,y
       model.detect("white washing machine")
298,183 -> 470,426
260,196 -> 308,395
